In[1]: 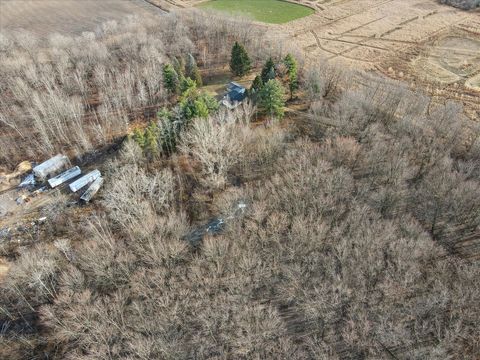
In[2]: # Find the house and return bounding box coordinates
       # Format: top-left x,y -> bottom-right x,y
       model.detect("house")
221,82 -> 247,109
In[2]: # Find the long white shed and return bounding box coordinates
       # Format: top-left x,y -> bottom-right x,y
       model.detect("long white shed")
48,166 -> 82,188
80,177 -> 104,202
33,154 -> 69,180
69,170 -> 101,192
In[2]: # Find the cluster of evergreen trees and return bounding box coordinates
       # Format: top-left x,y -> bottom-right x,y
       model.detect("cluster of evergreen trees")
163,53 -> 203,95
134,45 -> 300,158
134,54 -> 217,158
230,42 -> 298,119
132,86 -> 219,159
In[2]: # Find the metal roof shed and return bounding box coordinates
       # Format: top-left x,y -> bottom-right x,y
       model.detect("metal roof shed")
33,154 -> 69,180
48,166 -> 82,188
69,170 -> 101,193
80,177 -> 104,203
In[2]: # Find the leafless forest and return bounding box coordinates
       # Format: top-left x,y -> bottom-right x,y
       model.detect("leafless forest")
0,11 -> 277,166
1,9 -> 480,360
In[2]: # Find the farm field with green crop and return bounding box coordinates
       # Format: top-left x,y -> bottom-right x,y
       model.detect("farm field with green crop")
197,0 -> 314,24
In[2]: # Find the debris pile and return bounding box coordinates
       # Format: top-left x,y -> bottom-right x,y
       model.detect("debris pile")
18,174 -> 35,188
184,201 -> 247,246
0,161 -> 32,191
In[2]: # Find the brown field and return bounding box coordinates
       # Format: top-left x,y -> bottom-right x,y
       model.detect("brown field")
0,0 -> 163,36
280,0 -> 480,113
413,36 -> 480,85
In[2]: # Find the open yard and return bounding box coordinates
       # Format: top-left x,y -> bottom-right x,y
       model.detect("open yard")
197,0 -> 314,24
201,70 -> 254,98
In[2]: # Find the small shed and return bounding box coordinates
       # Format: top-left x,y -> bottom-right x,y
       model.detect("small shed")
33,154 -> 69,180
48,166 -> 82,188
69,170 -> 101,193
80,177 -> 104,203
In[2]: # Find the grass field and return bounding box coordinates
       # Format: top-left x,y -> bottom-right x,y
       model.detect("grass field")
197,0 -> 314,24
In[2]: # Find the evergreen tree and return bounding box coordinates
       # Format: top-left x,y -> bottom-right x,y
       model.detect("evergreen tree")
261,57 -> 276,84
157,107 -> 172,121
230,42 -> 251,77
132,128 -> 146,149
259,79 -> 285,119
172,56 -> 185,78
163,64 -> 179,95
251,75 -> 263,92
180,76 -> 197,94
284,54 -> 299,99
249,75 -> 264,101
157,108 -> 182,156
158,117 -> 178,156
185,53 -> 203,86
144,122 -> 159,157
267,67 -> 276,82
180,90 -> 219,120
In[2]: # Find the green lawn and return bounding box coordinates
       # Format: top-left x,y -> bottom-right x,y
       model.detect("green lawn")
197,0 -> 314,24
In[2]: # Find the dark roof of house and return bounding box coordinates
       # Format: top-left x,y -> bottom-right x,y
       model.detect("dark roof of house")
225,82 -> 246,102
227,82 -> 244,91
228,87 -> 247,102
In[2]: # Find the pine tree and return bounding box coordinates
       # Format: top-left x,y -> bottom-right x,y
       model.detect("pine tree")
259,79 -> 285,119
132,128 -> 146,149
261,57 -> 276,84
180,76 -> 197,94
163,64 -> 179,95
185,54 -> 203,86
180,90 -> 219,121
230,42 -> 251,77
157,107 -> 172,121
284,54 -> 299,99
267,67 -> 276,82
157,108 -> 180,155
144,122 -> 159,157
172,56 -> 185,78
249,75 -> 263,101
